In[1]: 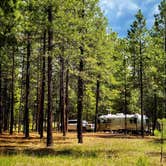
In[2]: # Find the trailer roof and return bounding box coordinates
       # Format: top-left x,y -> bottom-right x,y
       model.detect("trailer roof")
99,113 -> 147,120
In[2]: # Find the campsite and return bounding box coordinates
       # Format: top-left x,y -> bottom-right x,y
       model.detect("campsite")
0,0 -> 166,165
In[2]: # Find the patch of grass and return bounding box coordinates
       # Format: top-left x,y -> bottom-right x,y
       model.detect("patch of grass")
0,132 -> 165,166
136,156 -> 149,166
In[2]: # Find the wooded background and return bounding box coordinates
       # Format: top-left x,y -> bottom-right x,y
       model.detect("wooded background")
0,0 -> 165,146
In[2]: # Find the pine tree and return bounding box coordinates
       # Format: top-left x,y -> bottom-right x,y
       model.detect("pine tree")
128,9 -> 147,137
47,4 -> 53,147
38,30 -> 46,138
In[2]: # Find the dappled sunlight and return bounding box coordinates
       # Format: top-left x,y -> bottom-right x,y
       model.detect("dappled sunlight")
0,132 -> 165,165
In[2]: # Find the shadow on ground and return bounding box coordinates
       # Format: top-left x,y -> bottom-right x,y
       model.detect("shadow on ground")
86,133 -> 153,140
0,147 -> 119,159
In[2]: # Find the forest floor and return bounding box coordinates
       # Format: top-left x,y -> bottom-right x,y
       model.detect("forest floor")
0,132 -> 165,166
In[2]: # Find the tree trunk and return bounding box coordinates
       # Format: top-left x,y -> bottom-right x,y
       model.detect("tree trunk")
132,48 -> 137,88
152,90 -> 157,135
165,19 -> 166,54
124,56 -> 127,134
0,62 -> 2,134
65,67 -> 69,132
35,55 -> 40,132
10,48 -> 15,135
24,33 -> 31,138
124,78 -> 127,134
38,30 -> 46,138
77,0 -> 85,144
77,49 -> 84,143
164,17 -> 166,118
34,64 -> 39,132
60,55 -> 66,136
140,40 -> 144,138
133,51 -> 136,79
3,79 -> 9,132
18,54 -> 24,133
94,77 -> 100,132
47,5 -> 53,146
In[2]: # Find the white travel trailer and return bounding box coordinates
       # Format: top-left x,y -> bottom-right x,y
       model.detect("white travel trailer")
97,113 -> 149,132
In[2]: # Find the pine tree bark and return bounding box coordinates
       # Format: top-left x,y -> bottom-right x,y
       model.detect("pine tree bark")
65,67 -> 69,132
24,33 -> 31,138
60,55 -> 66,136
133,50 -> 136,79
0,62 -> 2,134
10,48 -> 15,135
77,0 -> 85,144
94,77 -> 100,132
124,56 -> 127,134
3,78 -> 9,132
38,30 -> 46,138
140,40 -> 144,138
124,78 -> 127,134
132,47 -> 137,88
47,5 -> 53,146
35,55 -> 40,132
18,54 -> 24,133
164,16 -> 166,118
152,90 -> 157,135
77,48 -> 84,144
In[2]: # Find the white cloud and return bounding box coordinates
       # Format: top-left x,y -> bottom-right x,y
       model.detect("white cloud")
144,3 -> 159,29
152,4 -> 159,15
99,0 -> 139,18
99,0 -> 161,37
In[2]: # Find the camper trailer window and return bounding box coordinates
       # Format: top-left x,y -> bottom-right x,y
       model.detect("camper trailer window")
68,120 -> 77,124
134,118 -> 137,124
130,119 -> 135,124
103,119 -> 107,123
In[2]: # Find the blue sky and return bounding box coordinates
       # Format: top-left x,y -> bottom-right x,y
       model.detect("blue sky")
99,0 -> 161,37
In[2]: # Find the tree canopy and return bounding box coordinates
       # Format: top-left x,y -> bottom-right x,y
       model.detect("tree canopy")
0,0 -> 165,145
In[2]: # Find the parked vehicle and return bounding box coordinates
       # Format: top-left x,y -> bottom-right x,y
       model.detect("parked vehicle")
86,123 -> 95,131
68,119 -> 88,131
68,119 -> 77,131
97,113 -> 149,133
